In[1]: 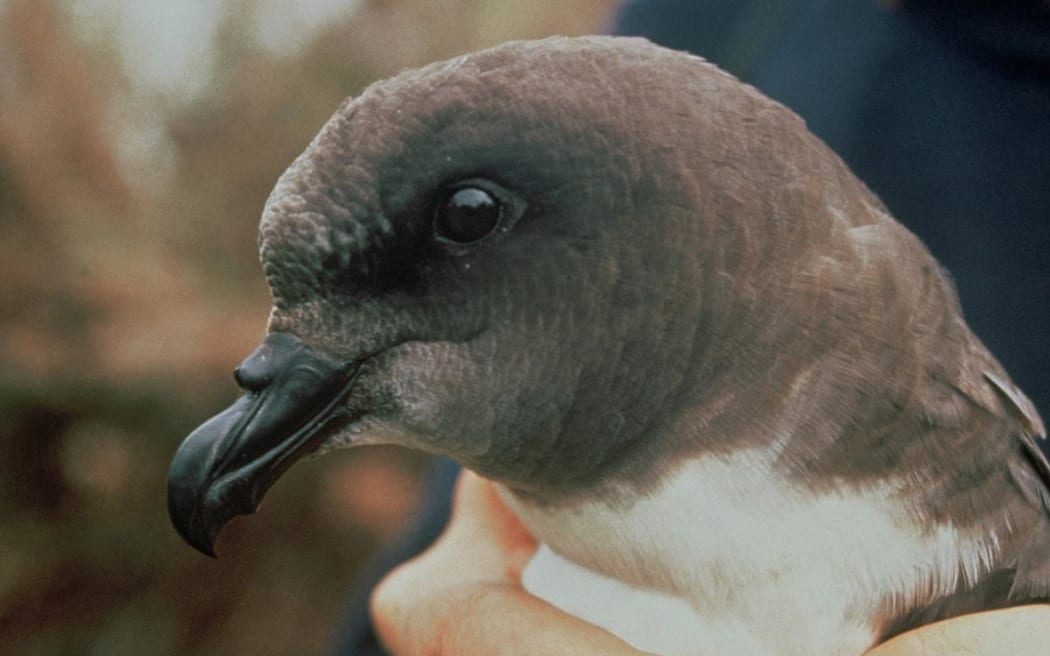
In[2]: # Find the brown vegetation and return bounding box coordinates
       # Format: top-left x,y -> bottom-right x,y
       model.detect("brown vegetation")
0,1 -> 616,653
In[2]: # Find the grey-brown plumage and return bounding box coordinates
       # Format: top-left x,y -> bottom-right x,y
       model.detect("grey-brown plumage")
167,36 -> 1049,654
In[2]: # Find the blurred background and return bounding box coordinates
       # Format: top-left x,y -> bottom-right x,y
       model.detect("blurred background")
0,1 -> 618,654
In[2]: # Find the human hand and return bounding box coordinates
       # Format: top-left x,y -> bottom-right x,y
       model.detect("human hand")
866,604 -> 1050,655
370,470 -> 653,656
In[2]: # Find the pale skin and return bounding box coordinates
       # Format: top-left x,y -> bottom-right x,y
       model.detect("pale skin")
371,471 -> 652,656
371,472 -> 1050,656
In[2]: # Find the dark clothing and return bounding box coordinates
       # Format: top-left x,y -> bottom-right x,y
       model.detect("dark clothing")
337,2 -> 1050,652
331,457 -> 460,656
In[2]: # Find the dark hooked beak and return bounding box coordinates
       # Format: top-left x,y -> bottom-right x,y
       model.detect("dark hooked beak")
167,332 -> 359,557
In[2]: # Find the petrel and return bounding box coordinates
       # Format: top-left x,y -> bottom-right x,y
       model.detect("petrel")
167,36 -> 1050,655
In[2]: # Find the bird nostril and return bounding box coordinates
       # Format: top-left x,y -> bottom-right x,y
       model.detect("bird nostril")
233,361 -> 273,392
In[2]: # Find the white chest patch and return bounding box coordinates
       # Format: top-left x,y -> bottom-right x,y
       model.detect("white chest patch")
499,451 -> 998,656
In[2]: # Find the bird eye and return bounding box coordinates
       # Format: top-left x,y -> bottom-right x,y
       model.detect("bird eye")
434,186 -> 502,243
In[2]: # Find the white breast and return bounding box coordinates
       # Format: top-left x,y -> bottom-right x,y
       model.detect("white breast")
499,450 -> 998,656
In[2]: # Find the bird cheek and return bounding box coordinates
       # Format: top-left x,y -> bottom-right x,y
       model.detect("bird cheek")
373,341 -> 500,458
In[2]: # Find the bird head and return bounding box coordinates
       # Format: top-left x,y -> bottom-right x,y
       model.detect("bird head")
166,36 -> 968,556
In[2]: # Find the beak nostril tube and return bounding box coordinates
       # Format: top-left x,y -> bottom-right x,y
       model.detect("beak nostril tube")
233,344 -> 278,392
234,364 -> 269,392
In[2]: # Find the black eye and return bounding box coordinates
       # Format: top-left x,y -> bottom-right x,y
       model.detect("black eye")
434,186 -> 502,243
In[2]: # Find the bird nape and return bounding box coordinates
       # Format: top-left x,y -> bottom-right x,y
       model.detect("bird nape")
166,36 -> 1049,656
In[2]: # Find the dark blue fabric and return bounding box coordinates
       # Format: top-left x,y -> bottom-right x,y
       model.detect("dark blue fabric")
331,457 -> 461,656
336,3 -> 1050,652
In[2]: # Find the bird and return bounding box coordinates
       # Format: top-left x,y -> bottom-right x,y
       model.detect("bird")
166,36 -> 1050,655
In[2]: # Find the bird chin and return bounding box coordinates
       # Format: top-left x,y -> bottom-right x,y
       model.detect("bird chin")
311,418 -> 402,455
